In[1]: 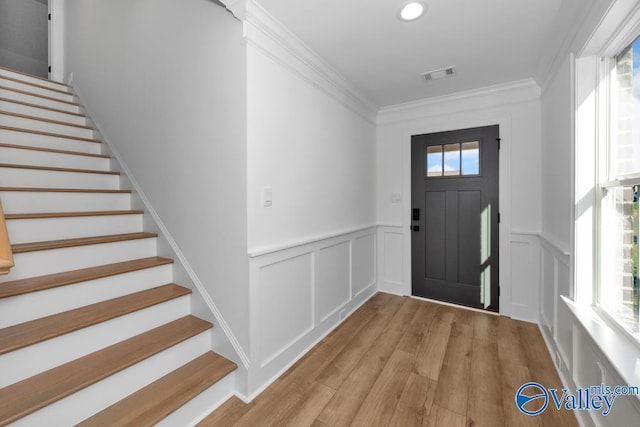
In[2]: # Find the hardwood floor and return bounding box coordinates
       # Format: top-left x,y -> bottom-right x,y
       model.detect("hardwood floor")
199,293 -> 577,427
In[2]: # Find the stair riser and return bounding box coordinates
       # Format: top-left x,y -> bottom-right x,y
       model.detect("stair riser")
0,238 -> 158,282
0,191 -> 131,214
11,332 -> 211,427
0,296 -> 191,387
156,372 -> 235,427
7,214 -> 143,244
0,88 -> 80,114
0,68 -> 70,92
0,167 -> 120,190
0,128 -> 100,154
0,264 -> 173,328
0,114 -> 94,139
0,100 -> 87,126
0,146 -> 110,171
0,78 -> 76,103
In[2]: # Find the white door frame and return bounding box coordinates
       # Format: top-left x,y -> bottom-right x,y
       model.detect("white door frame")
48,0 -> 64,82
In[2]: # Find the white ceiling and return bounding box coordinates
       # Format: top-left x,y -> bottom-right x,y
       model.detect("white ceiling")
255,0 -> 569,107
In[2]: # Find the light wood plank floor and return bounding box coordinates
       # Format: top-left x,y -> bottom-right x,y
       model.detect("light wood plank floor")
199,293 -> 577,427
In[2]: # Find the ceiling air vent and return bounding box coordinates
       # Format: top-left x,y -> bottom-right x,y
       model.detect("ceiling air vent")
421,66 -> 456,81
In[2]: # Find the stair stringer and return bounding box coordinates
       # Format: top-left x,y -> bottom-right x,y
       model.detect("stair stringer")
70,87 -> 251,397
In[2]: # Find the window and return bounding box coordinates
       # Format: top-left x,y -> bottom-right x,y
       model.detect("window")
598,35 -> 640,337
424,141 -> 480,178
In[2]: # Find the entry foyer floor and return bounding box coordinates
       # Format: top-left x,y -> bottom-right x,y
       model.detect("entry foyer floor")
199,293 -> 577,426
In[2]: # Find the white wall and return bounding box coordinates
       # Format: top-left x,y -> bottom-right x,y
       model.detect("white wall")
541,57 -> 573,252
245,18 -> 376,253
537,0 -> 640,424
376,80 -> 543,321
63,0 -> 250,360
0,0 -> 48,77
242,0 -> 377,398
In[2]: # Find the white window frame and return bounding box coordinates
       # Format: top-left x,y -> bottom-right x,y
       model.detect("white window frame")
590,33 -> 640,345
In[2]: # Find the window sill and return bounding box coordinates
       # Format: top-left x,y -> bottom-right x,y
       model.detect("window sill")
562,295 -> 640,387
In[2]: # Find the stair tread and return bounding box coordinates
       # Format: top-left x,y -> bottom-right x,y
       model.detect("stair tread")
77,352 -> 237,427
0,186 -> 131,193
0,85 -> 79,106
0,141 -> 110,158
5,210 -> 143,220
0,315 -> 213,425
0,75 -> 72,96
0,96 -> 86,117
11,232 -> 157,254
0,163 -> 119,175
0,110 -> 93,129
0,257 -> 174,299
0,283 -> 191,354
0,125 -> 99,143
0,65 -> 68,88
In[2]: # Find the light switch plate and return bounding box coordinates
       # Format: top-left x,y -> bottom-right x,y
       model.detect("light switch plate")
263,187 -> 273,207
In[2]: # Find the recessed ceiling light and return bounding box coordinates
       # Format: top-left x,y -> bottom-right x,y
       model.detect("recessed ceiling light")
399,1 -> 426,22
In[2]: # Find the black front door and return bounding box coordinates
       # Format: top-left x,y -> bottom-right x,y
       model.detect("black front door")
411,126 -> 499,311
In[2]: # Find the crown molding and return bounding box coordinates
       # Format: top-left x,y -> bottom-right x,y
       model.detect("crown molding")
377,78 -> 541,126
216,0 -> 245,20
243,0 -> 377,123
534,0 -> 629,95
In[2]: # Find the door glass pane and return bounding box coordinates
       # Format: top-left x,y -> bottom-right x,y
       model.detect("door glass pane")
426,146 -> 443,177
443,143 -> 461,176
461,141 -> 480,175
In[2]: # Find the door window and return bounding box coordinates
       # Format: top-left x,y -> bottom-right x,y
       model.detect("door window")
425,141 -> 480,178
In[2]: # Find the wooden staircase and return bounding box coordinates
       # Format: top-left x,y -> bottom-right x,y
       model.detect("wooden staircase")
0,66 -> 237,426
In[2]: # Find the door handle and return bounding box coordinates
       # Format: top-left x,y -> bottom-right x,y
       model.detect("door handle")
411,225 -> 420,232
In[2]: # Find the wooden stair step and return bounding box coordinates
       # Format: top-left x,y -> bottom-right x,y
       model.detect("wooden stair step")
0,283 -> 191,354
0,85 -> 79,106
0,96 -> 86,118
11,232 -> 157,254
0,65 -> 68,89
0,75 -> 71,96
0,186 -> 131,193
0,163 -> 118,175
0,125 -> 99,143
0,110 -> 93,130
0,257 -> 174,299
77,352 -> 237,427
0,315 -> 213,425
0,142 -> 110,159
5,210 -> 143,220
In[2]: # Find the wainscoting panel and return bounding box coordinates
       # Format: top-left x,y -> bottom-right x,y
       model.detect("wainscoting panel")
384,231 -> 403,285
377,225 -> 404,295
352,233 -> 376,296
538,236 -> 572,372
256,253 -> 314,367
540,245 -> 556,333
316,241 -> 351,322
247,226 -> 378,398
508,236 -> 540,314
555,259 -> 572,367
